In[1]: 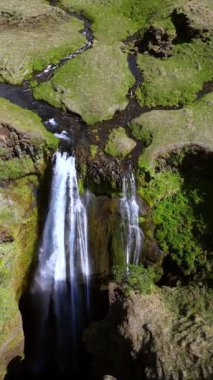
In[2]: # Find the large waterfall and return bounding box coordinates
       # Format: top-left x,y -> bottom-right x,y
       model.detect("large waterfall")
120,172 -> 143,266
27,151 -> 90,375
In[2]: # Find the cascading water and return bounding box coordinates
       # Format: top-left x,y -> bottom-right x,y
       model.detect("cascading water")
27,151 -> 90,376
120,172 -> 143,266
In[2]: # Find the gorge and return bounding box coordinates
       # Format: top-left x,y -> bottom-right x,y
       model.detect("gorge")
0,1 -> 212,380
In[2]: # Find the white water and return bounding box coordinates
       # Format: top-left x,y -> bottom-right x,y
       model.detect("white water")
54,130 -> 71,141
120,172 -> 143,266
31,151 -> 90,362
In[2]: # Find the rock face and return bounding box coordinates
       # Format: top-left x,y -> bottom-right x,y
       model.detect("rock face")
84,285 -> 213,380
0,99 -> 57,379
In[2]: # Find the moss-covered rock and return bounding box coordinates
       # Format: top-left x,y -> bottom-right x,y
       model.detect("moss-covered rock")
104,127 -> 136,159
34,43 -> 135,125
0,98 -> 58,180
0,100 -> 57,378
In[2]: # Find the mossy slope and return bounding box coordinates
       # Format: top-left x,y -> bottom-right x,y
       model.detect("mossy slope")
0,176 -> 39,379
0,99 -> 56,377
0,98 -> 57,180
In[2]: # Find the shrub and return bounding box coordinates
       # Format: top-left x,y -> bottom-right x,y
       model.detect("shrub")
112,264 -> 157,294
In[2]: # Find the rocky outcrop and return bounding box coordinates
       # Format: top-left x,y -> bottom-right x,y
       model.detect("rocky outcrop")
136,26 -> 174,58
84,284 -> 213,380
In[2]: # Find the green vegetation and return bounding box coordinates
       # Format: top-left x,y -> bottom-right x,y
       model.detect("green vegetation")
90,144 -> 98,159
163,284 -> 213,323
0,98 -> 57,180
34,44 -> 134,125
59,0 -> 183,35
153,189 -> 206,273
0,158 -> 35,181
0,0 -> 86,84
130,93 -> 213,170
59,0 -> 138,43
0,176 -> 38,346
113,264 -> 157,294
104,127 -> 136,158
138,162 -> 213,275
0,98 -> 57,148
136,40 -> 213,108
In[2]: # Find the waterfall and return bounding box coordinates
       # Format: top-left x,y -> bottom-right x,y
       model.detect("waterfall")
120,172 -> 143,266
29,151 -> 90,373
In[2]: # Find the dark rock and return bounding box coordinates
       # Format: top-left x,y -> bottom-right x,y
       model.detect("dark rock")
136,26 -> 174,58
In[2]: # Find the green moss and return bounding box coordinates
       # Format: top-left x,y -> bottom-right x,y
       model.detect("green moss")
137,167 -> 211,275
105,127 -> 136,158
59,0 -> 183,35
153,190 -> 206,273
136,40 -> 213,108
0,99 -> 57,181
130,93 -> 213,170
90,145 -> 98,159
59,0 -> 138,43
0,175 -> 39,349
34,44 -> 135,125
0,158 -> 35,181
0,147 -> 8,157
0,98 -> 58,149
0,1 -> 86,84
139,171 -> 183,206
113,264 -> 156,294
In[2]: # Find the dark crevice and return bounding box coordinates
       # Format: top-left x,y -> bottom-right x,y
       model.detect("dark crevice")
171,10 -> 201,44
196,80 -> 213,100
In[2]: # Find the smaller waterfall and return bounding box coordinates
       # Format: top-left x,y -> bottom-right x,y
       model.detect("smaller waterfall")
120,172 -> 143,266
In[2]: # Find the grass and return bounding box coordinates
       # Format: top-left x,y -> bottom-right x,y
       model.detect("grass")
34,43 -> 135,124
0,0 -> 86,84
104,127 -> 136,158
0,98 -> 57,149
129,93 -> 213,170
136,40 -> 213,108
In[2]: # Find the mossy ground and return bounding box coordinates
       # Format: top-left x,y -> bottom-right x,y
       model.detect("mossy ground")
129,93 -> 213,170
0,0 -> 86,84
136,40 -> 213,108
34,43 -> 135,125
104,127 -> 136,158
0,98 -> 57,147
